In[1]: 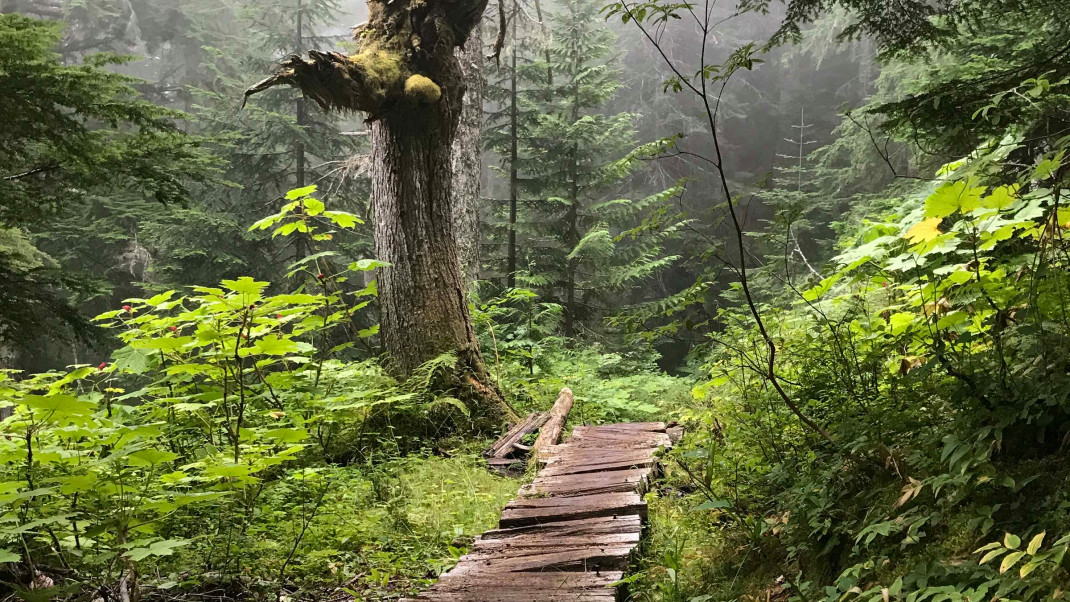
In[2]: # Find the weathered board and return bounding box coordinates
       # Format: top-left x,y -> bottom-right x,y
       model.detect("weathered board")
484,411 -> 550,463
403,421 -> 673,601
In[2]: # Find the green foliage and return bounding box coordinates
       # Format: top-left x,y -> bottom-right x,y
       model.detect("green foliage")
615,0 -> 1070,597
483,0 -> 686,335
0,14 -> 215,224
633,97 -> 1070,602
472,288 -> 688,424
1,1 -> 374,369
0,13 -> 218,352
0,187 -> 523,599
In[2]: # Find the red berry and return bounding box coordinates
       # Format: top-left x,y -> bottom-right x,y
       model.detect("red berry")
98,362 -> 107,370
317,273 -> 325,279
122,305 -> 132,312
276,313 -> 283,319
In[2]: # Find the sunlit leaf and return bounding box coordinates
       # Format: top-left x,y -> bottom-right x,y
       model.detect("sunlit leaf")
904,218 -> 943,243
127,449 -> 179,467
285,185 -> 318,200
222,277 -> 268,297
1000,551 -> 1026,573
1027,531 -> 1045,555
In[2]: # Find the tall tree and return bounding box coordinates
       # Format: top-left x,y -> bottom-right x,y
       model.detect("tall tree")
483,0 -> 539,290
0,13 -> 213,358
517,0 -> 659,334
246,0 -> 511,420
484,0 -> 684,338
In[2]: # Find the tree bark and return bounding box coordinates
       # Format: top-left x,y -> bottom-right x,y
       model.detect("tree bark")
245,0 -> 512,424
506,2 -> 519,289
451,24 -> 484,286
532,387 -> 574,461
564,146 -> 579,337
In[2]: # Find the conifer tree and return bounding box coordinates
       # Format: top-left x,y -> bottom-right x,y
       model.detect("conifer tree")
0,13 -> 214,358
483,0 -> 545,289
489,0 -> 683,336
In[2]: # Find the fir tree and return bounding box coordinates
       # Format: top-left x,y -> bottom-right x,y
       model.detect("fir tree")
0,13 -> 215,357
486,0 -> 684,337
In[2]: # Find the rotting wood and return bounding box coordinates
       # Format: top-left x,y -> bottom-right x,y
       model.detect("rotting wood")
499,492 -> 647,528
403,420 -> 674,602
520,467 -> 653,497
479,514 -> 642,540
484,411 -> 549,461
531,387 -> 574,461
667,424 -> 685,444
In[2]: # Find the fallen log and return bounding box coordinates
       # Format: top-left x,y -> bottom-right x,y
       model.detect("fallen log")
532,387 -> 574,462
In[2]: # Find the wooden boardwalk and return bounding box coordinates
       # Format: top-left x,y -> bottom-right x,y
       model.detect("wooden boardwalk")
404,421 -> 674,601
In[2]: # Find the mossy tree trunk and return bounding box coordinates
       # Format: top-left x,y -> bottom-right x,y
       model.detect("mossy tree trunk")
246,0 -> 513,425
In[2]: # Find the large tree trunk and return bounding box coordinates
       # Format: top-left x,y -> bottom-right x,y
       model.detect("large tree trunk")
451,24 -> 484,285
370,83 -> 475,373
245,0 -> 512,424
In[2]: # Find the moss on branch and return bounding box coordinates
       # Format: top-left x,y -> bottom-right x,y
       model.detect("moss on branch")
404,74 -> 442,104
243,0 -> 488,119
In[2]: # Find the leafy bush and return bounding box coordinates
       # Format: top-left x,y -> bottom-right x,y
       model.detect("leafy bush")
473,286 -> 690,424
0,187 -> 523,600
636,91 -> 1070,601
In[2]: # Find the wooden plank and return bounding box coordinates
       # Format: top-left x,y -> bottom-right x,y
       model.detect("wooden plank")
543,446 -> 659,476
480,515 -> 642,541
435,570 -> 623,588
550,432 -> 672,450
521,468 -> 653,497
472,532 -> 641,553
406,419 -> 676,602
541,456 -> 657,477
485,411 -> 549,459
461,539 -> 639,564
568,429 -> 671,443
667,424 -> 685,443
409,589 -> 617,602
499,492 -> 646,528
572,422 -> 666,433
451,543 -> 639,572
542,446 -> 659,459
531,388 -> 574,460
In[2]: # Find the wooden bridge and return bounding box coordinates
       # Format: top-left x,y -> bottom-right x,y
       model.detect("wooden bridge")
404,389 -> 677,601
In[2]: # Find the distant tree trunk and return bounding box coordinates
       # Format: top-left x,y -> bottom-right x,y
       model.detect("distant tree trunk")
562,48 -> 582,337
294,0 -> 306,192
245,0 -> 513,424
506,1 -> 519,289
1,0 -> 63,18
293,0 -> 309,263
564,145 -> 579,336
451,24 -> 483,285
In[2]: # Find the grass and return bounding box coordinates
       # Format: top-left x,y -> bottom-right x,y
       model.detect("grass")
164,450 -> 523,600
